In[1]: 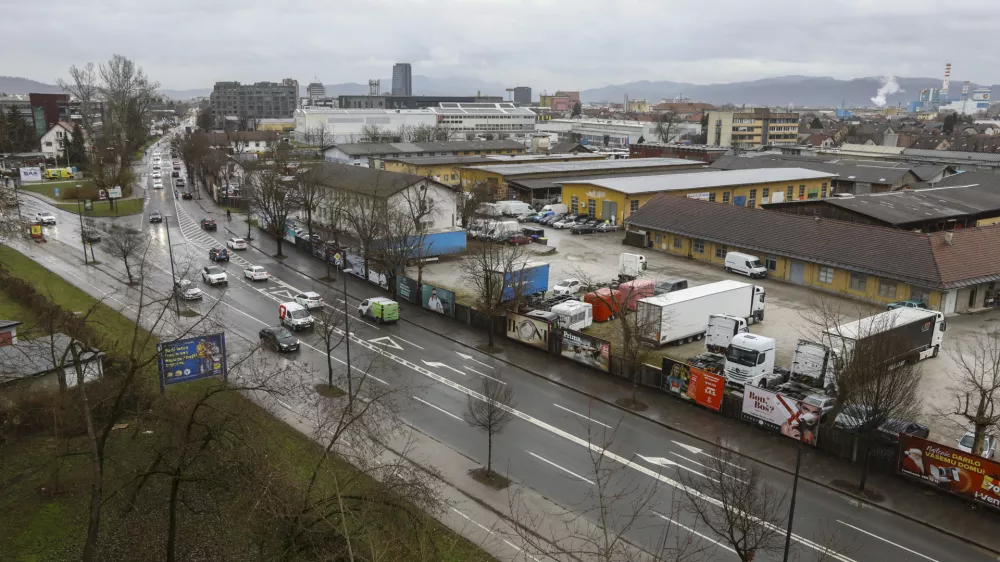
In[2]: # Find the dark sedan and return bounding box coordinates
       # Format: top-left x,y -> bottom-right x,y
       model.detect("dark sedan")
201,218 -> 217,231
570,223 -> 595,234
182,191 -> 193,200
259,326 -> 300,352
209,247 -> 230,262
149,211 -> 163,223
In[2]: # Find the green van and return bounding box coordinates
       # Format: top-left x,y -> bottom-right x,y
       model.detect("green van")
358,297 -> 399,324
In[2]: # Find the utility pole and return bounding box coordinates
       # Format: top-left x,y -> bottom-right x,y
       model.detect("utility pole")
342,263 -> 352,382
782,441 -> 803,562
164,214 -> 181,317
76,185 -> 88,265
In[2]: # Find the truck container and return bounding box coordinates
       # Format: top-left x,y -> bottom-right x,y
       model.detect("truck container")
496,261 -> 549,301
824,306 -> 946,363
637,280 -> 766,347
618,279 -> 654,311
497,200 -> 533,216
705,313 -> 748,354
551,300 -> 593,331
618,253 -> 648,281
584,288 -> 620,322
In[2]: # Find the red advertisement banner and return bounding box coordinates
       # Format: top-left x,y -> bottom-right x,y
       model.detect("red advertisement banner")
898,434 -> 1000,510
662,357 -> 724,411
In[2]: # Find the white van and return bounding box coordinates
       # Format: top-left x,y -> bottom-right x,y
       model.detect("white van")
498,200 -> 533,216
724,252 -> 767,279
279,302 -> 315,330
540,203 -> 568,215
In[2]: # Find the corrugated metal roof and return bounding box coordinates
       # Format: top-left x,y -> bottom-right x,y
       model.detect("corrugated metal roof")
820,184 -> 1000,225
330,139 -> 526,156
468,157 -> 699,176
560,168 -> 835,195
711,154 -> 913,185
836,144 -> 907,155
903,148 -> 1000,163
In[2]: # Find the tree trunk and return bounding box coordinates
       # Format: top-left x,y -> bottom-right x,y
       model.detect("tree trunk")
123,259 -> 133,283
166,473 -> 181,562
487,430 -> 493,474
275,235 -> 283,257
859,438 -> 871,491
487,316 -> 495,348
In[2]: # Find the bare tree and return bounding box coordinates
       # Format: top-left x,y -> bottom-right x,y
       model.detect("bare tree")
358,124 -> 392,144
102,224 -> 147,284
98,54 -> 159,160
245,150 -> 295,257
409,123 -> 452,142
459,237 -> 527,349
0,178 -> 25,242
654,111 -> 681,144
341,185 -> 388,279
177,131 -> 210,195
458,180 -> 495,229
680,440 -> 788,562
949,330 -> 1000,457
370,208 -> 418,295
308,121 -> 331,148
464,372 -> 516,481
294,164 -> 330,244
196,106 -> 213,131
57,62 -> 99,134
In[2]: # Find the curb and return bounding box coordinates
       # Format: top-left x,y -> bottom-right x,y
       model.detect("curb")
245,230 -> 1000,557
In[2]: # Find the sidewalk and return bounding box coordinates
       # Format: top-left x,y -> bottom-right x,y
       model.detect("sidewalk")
234,219 -> 1000,555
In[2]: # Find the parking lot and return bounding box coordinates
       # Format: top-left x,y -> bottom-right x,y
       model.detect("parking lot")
414,220 -> 998,444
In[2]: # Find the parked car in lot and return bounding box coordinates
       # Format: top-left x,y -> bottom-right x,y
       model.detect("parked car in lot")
833,405 -> 930,443
552,278 -> 583,296
244,265 -> 269,281
201,218 -> 217,230
294,292 -> 324,310
530,212 -> 553,223
957,431 -> 997,459
34,212 -> 56,225
227,237 -> 247,250
594,222 -> 618,233
171,170 -> 180,178
149,211 -> 163,223
209,247 -> 230,262
502,232 -> 532,245
570,223 -> 595,234
174,279 -> 203,300
201,265 -> 228,285
553,216 -> 578,229
541,213 -> 565,226
259,326 -> 300,352
888,300 -> 929,310
517,212 -> 539,222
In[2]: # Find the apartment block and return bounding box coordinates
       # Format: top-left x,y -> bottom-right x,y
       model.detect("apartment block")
209,79 -> 299,128
707,108 -> 799,149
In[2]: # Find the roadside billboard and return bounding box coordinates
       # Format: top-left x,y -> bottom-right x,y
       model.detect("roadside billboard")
741,386 -> 820,446
421,283 -> 455,317
661,357 -> 724,411
396,275 -> 420,304
157,333 -> 227,391
19,167 -> 42,183
107,186 -> 122,199
561,329 -> 610,372
506,311 -> 549,351
898,434 -> 1000,510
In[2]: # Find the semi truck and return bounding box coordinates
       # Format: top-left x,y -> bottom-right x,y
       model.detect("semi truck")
637,280 -> 766,347
705,313 -> 748,354
824,306 -> 946,363
496,261 -> 550,301
618,253 -> 647,282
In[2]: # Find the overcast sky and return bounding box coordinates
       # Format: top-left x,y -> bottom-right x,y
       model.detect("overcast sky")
4,0 -> 999,91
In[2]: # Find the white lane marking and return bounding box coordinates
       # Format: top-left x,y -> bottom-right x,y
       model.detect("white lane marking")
669,452 -> 746,483
673,441 -> 747,471
525,450 -> 595,485
836,520 -> 939,562
450,508 -> 541,562
653,512 -> 736,554
636,454 -> 710,480
552,403 -> 611,429
412,396 -> 462,421
457,350 -> 492,368
368,336 -> 403,350
463,365 -> 507,385
422,360 -> 466,376
393,335 -> 424,350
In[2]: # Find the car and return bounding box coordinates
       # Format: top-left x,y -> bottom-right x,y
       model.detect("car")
888,300 -> 929,310
152,171 -> 161,179
833,405 -> 929,443
259,326 -> 300,352
149,211 -> 163,223
244,265 -> 269,281
529,213 -> 551,223
540,213 -> 564,226
570,223 -> 595,234
34,212 -> 56,225
82,228 -> 101,243
957,431 -> 997,459
209,247 -> 230,262
585,218 -> 600,227
175,178 -> 186,187
553,218 -> 577,229
201,265 -> 228,285
174,279 -> 203,300
552,278 -> 583,296
153,179 -> 163,189
594,222 -> 618,233
504,233 -> 532,245
182,191 -> 193,200
294,291 -> 324,309
201,218 -> 217,231
517,212 -> 539,222
226,237 -> 247,250
171,170 -> 179,178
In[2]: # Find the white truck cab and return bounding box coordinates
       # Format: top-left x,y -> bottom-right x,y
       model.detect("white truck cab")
705,313 -> 748,354
725,252 -> 767,279
724,333 -> 783,388
279,302 -> 314,331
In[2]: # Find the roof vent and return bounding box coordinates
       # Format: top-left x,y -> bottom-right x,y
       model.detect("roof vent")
944,231 -> 954,246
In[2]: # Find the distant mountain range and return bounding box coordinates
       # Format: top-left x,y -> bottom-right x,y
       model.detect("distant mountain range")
3,73 -> 995,108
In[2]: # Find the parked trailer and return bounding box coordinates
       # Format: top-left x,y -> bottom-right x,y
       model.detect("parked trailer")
618,279 -> 654,311
496,261 -> 549,301
637,280 -> 766,347
584,288 -> 620,322
824,306 -> 946,363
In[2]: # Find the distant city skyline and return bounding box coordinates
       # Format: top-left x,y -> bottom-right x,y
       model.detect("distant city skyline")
3,0 -> 1000,91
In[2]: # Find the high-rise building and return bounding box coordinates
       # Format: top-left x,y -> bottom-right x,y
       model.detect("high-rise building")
392,63 -> 412,96
513,87 -> 531,105
209,79 -> 299,128
307,82 -> 326,100
706,108 -> 799,149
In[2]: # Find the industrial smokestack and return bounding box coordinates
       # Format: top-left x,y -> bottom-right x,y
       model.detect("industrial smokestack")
942,63 -> 952,94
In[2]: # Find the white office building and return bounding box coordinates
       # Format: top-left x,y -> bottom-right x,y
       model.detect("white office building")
292,107 -> 438,144
429,102 -> 537,141
535,118 -> 701,148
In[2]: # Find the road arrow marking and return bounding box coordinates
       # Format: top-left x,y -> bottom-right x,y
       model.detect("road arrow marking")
368,336 -> 403,350
637,454 -> 710,479
270,289 -> 295,300
456,351 -> 491,368
672,440 -> 747,470
422,360 -> 465,375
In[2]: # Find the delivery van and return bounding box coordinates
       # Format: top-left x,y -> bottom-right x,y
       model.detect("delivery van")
279,301 -> 314,331
540,203 -> 568,215
358,297 -> 399,324
724,252 -> 767,279
44,168 -> 74,179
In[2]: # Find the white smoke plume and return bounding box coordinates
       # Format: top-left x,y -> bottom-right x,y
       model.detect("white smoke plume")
871,76 -> 903,107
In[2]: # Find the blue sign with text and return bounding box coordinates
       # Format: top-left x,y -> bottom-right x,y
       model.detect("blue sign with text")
157,333 -> 227,388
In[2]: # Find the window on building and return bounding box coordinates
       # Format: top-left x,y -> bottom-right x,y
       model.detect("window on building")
762,188 -> 769,202
799,185 -> 806,198
571,196 -> 578,214
673,236 -> 683,249
878,280 -> 898,299
787,186 -> 794,200
715,245 -> 728,259
45,141 -> 52,147
708,192 -> 716,202
748,189 -> 757,208
630,199 -> 640,214
587,199 -> 596,217
654,233 -> 662,244
817,266 -> 834,284
910,286 -> 930,305
765,256 -> 777,271
821,183 -> 828,198
693,240 -> 705,253
849,273 -> 867,292
722,191 -> 731,203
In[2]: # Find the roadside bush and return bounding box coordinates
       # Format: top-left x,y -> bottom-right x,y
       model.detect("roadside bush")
61,185 -> 101,201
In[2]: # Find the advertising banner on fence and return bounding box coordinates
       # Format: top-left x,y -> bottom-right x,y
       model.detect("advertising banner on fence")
157,333 -> 227,389
421,283 -> 455,317
898,434 -> 1000,510
561,329 -> 610,372
507,312 -> 549,351
661,357 -> 724,411
19,167 -> 42,183
741,386 -> 820,446
396,275 -> 420,304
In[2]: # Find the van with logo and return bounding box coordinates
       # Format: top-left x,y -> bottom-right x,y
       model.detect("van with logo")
724,252 -> 767,279
358,297 -> 399,324
279,302 -> 314,331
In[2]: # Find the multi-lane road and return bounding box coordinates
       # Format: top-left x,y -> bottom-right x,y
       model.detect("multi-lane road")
14,136 -> 994,562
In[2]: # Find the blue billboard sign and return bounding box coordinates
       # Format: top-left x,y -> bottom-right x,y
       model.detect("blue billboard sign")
157,333 -> 227,389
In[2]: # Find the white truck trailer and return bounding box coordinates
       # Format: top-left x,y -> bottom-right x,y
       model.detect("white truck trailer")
638,280 -> 766,347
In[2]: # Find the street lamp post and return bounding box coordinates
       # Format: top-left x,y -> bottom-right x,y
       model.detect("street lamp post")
782,441 -> 803,562
76,184 -> 88,265
342,261 -> 352,382
163,214 -> 181,317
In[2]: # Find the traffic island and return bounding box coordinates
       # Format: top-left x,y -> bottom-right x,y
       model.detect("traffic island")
476,343 -> 504,354
470,467 -> 511,490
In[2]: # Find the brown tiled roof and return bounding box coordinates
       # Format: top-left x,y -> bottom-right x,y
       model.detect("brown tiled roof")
627,195 -> 1000,289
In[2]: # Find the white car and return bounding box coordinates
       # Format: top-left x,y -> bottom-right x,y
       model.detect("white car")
244,265 -> 269,281
201,265 -> 228,285
294,291 -> 324,310
174,279 -> 203,300
957,431 -> 997,459
226,237 -> 247,250
34,212 -> 56,225
152,171 -> 161,179
553,218 -> 577,229
552,278 -> 583,296
153,179 -> 163,189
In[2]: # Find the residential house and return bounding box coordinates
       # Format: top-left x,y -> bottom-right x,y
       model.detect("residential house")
39,121 -> 75,161
204,131 -> 280,154
0,320 -> 21,346
0,332 -> 104,391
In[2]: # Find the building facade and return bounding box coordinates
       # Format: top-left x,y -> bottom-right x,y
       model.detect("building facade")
429,102 -> 537,141
392,63 -> 413,96
39,122 -> 74,161
512,86 -> 531,105
306,82 -> 326,100
536,118 -> 701,147
706,108 -> 799,148
629,143 -> 728,163
293,108 -> 439,144
337,94 -> 503,110
209,79 -> 299,128
323,140 -> 527,168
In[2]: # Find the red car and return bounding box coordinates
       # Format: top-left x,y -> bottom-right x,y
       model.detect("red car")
505,233 -> 532,245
